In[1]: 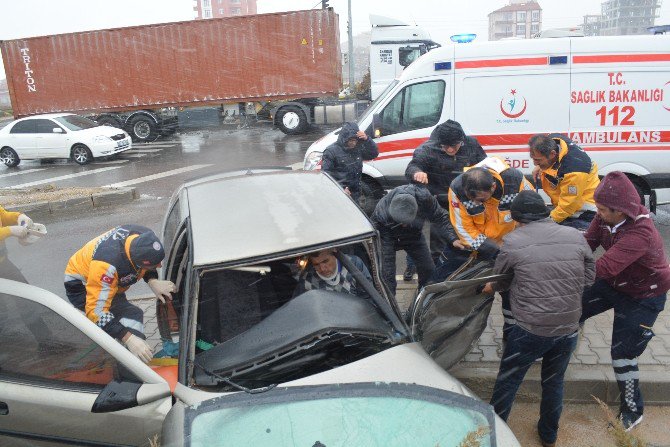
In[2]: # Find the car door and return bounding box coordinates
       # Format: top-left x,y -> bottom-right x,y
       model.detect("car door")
7,119 -> 38,158
0,279 -> 172,447
34,119 -> 68,159
407,260 -> 511,370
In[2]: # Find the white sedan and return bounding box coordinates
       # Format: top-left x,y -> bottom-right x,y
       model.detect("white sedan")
0,113 -> 132,166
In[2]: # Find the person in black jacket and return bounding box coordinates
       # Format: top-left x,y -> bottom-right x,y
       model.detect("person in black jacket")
321,121 -> 379,201
371,184 -> 457,294
403,120 -> 486,278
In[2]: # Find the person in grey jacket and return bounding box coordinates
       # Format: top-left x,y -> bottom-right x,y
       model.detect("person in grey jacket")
321,122 -> 378,201
483,190 -> 595,447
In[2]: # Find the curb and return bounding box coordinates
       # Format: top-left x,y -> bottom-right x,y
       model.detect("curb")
4,187 -> 138,222
449,362 -> 670,406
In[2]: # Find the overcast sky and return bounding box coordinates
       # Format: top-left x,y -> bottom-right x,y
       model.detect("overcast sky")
1,0 -> 669,80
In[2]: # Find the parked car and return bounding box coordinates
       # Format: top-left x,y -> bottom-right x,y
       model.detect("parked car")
0,169 -> 520,446
0,113 -> 131,167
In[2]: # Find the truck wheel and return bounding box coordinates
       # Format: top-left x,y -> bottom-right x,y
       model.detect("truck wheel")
359,179 -> 383,216
276,106 -> 308,135
71,144 -> 93,165
0,147 -> 20,167
129,115 -> 159,143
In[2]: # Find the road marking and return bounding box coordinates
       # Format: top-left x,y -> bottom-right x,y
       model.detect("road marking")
134,143 -> 177,148
131,149 -> 162,153
123,154 -> 147,158
0,168 -> 47,178
105,164 -> 212,187
93,159 -> 129,165
9,166 -> 123,189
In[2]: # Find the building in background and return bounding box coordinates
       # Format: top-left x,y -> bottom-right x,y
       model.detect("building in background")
598,0 -> 661,35
194,0 -> 257,19
488,0 -> 542,40
582,14 -> 602,36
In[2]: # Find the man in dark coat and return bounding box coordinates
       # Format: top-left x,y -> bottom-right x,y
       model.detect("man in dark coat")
581,171 -> 670,431
483,190 -> 595,447
371,184 -> 457,294
403,120 -> 486,279
321,121 -> 378,201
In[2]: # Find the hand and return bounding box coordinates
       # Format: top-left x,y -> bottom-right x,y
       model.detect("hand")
452,240 -> 465,250
123,334 -> 153,363
148,279 -> 176,304
17,214 -> 33,228
479,282 -> 494,295
413,172 -> 428,184
356,130 -> 368,141
532,166 -> 541,182
343,187 -> 352,196
9,226 -> 28,238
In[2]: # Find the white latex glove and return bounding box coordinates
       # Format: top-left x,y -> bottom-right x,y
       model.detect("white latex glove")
9,226 -> 28,238
123,334 -> 153,364
17,214 -> 33,228
148,279 -> 176,304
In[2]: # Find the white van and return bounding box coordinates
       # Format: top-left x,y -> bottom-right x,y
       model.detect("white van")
304,35 -> 670,212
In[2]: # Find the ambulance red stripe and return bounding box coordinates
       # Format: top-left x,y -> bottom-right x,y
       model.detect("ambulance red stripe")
573,54 -> 670,64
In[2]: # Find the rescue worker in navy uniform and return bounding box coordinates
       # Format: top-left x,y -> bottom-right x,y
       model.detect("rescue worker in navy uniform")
529,134 -> 600,231
64,225 -> 175,363
321,121 -> 379,201
404,120 -> 486,279
371,184 -> 458,294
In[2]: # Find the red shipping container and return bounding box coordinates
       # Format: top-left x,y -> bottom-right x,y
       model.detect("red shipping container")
1,9 -> 341,117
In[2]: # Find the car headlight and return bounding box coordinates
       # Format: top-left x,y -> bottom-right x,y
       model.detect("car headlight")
304,151 -> 323,171
94,135 -> 113,144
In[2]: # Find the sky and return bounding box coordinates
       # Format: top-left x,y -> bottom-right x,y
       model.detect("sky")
1,0 -> 669,80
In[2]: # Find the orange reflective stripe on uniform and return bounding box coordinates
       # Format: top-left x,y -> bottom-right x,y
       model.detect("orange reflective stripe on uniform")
85,260 -> 119,328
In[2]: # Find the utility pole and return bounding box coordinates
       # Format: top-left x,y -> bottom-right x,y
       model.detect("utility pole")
347,0 -> 354,92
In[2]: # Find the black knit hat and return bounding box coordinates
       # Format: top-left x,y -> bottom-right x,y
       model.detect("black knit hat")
510,190 -> 550,223
389,194 -> 418,224
436,120 -> 466,147
129,232 -> 165,267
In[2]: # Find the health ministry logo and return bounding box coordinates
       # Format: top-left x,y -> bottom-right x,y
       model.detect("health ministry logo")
500,89 -> 527,118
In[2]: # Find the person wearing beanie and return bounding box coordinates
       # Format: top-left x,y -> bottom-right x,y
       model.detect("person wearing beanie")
403,120 -> 486,279
580,171 -> 670,431
371,184 -> 456,294
529,133 -> 600,230
64,225 -> 174,364
481,190 -> 595,447
321,121 -> 378,201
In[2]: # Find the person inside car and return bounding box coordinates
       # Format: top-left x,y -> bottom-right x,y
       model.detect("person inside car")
293,249 -> 372,300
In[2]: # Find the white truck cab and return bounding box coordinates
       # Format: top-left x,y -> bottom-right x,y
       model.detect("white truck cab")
304,34 -> 670,212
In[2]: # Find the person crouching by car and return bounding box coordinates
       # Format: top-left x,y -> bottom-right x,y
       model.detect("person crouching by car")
321,121 -> 378,201
371,184 -> 458,294
64,225 -> 175,364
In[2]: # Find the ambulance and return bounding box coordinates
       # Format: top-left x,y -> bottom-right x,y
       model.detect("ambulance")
303,34 -> 670,212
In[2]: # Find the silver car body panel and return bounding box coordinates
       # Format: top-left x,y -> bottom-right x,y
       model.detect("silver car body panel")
184,170 -> 375,267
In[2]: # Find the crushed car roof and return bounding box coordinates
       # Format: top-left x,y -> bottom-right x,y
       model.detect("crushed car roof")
184,170 -> 376,266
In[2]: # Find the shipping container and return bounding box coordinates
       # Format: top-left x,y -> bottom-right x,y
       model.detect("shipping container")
1,9 -> 341,140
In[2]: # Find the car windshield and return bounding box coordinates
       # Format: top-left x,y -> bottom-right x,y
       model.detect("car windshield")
357,79 -> 399,124
186,383 -> 496,447
181,241 -> 403,391
53,115 -> 100,131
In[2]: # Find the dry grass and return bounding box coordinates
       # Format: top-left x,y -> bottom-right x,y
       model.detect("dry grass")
592,396 -> 647,447
457,425 -> 491,447
148,434 -> 160,447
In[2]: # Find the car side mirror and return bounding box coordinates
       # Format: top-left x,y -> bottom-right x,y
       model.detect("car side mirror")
91,380 -> 142,413
372,113 -> 382,138
52,128 -> 63,133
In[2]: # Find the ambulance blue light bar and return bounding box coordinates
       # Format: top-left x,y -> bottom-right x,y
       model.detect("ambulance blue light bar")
434,62 -> 452,71
450,34 -> 477,43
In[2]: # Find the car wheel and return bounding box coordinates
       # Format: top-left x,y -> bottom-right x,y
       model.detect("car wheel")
0,147 -> 20,167
276,106 -> 308,135
359,178 -> 383,216
71,144 -> 93,165
129,115 -> 159,143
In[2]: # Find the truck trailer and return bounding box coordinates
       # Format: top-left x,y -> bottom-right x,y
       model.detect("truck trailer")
1,9 -> 342,141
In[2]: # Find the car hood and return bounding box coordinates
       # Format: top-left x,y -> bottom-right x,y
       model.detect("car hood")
304,128 -> 338,158
73,125 -> 126,138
